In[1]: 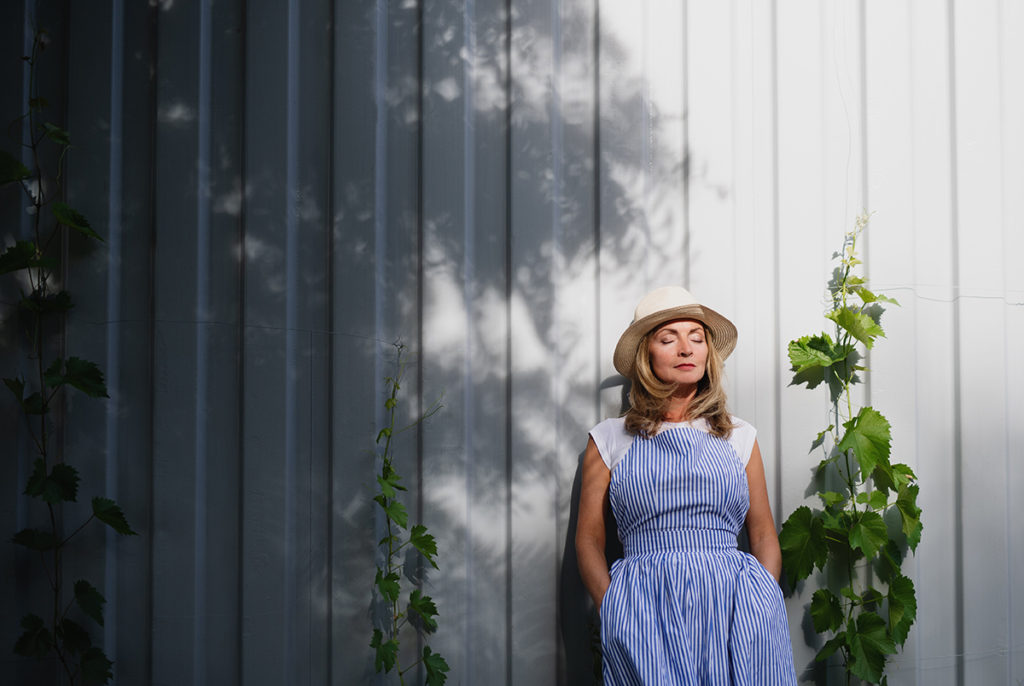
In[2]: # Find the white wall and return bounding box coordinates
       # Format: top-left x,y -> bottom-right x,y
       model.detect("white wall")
1,1 -> 1021,684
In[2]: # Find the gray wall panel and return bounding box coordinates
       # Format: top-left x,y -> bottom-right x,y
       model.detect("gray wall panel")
4,1 -> 1024,685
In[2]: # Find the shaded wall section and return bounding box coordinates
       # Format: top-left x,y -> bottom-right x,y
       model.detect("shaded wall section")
0,1 -> 1022,684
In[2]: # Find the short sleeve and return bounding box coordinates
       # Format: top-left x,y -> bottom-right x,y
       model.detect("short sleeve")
588,417 -> 635,471
729,417 -> 757,467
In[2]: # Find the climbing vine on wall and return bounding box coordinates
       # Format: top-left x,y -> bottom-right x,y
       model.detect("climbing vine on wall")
779,216 -> 921,685
2,28 -> 137,685
370,344 -> 449,685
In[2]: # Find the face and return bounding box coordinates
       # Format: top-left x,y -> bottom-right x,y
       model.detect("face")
647,319 -> 709,388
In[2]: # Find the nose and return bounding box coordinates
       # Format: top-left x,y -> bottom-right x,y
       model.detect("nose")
678,340 -> 692,357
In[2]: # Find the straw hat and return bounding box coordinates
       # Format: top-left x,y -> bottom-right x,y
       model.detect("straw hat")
613,286 -> 737,377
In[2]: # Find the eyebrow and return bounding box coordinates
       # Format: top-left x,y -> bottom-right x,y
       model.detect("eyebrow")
655,324 -> 705,337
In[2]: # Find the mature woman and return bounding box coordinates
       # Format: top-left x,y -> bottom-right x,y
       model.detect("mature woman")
576,286 -> 797,685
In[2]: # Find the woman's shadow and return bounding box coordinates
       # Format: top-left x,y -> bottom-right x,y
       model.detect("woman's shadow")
559,375 -> 627,685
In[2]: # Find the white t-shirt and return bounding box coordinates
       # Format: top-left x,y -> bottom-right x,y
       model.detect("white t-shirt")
589,415 -> 757,472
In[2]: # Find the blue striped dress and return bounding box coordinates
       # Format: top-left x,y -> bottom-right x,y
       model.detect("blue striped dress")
591,417 -> 797,686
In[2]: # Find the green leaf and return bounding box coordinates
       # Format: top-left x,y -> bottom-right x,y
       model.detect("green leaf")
788,335 -> 857,391
35,290 -> 74,313
14,613 -> 54,658
896,484 -> 922,546
0,149 -> 31,184
861,586 -> 885,610
58,617 -> 92,655
385,397 -> 397,410
810,425 -> 834,451
408,589 -> 439,633
852,285 -> 900,306
779,506 -> 828,582
49,463 -> 80,502
376,427 -> 392,444
43,122 -> 71,146
375,569 -> 401,604
75,580 -> 106,626
52,202 -> 103,241
837,407 -> 891,476
887,574 -> 917,646
848,611 -> 896,684
12,527 -> 58,550
92,497 -> 137,535
370,629 -> 399,673
855,489 -> 888,510
891,463 -> 917,489
22,391 -> 46,414
4,376 -> 25,401
410,524 -> 439,569
25,458 -> 80,503
820,511 -> 852,553
377,471 -> 404,499
818,491 -> 847,508
815,634 -> 847,662
383,499 -> 408,529
43,357 -> 64,387
828,307 -> 885,349
788,334 -> 839,372
46,357 -> 109,398
423,646 -> 450,686
849,510 -> 888,559
24,458 -> 48,496
875,540 -> 906,585
80,646 -> 114,685
0,240 -> 38,275
810,589 -> 844,633
905,520 -> 923,551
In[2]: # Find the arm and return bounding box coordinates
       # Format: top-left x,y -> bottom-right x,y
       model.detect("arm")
575,437 -> 613,609
744,439 -> 782,582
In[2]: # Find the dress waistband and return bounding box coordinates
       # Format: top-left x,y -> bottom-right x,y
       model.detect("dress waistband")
623,529 -> 738,556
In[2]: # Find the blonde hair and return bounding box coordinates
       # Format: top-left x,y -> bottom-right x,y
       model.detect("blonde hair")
623,324 -> 733,439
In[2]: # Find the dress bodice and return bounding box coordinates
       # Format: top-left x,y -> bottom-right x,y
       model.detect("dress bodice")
609,426 -> 749,556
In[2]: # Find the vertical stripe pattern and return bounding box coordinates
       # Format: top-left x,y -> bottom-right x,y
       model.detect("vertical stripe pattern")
602,427 -> 796,685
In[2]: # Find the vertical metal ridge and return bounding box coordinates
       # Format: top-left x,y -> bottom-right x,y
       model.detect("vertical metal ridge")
548,0 -> 564,681
857,0 -> 872,408
105,0 -> 125,672
193,1 -> 213,682
374,0 -> 388,419
945,1 -> 964,682
996,0 -> 1013,677
144,1 -> 160,681
462,0 -> 477,673
641,0 -> 651,278
235,0 -> 249,680
593,0 -> 602,423
680,0 -> 690,285
283,0 -> 300,677
504,0 -> 514,681
769,0 -> 783,517
324,0 -> 337,680
415,0 -> 426,584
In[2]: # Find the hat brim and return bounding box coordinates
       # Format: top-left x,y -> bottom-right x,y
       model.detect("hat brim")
613,304 -> 737,377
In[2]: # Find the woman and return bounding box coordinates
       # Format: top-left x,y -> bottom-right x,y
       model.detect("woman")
576,286 -> 797,685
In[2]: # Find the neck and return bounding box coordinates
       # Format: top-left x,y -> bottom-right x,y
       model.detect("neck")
663,384 -> 698,422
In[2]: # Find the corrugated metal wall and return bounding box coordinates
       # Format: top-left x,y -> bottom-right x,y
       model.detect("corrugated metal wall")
1,0 -> 1021,684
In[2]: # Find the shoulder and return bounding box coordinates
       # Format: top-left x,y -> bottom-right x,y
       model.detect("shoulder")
588,417 -> 636,471
728,415 -> 757,467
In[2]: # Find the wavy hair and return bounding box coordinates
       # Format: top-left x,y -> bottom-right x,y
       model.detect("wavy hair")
623,324 -> 733,439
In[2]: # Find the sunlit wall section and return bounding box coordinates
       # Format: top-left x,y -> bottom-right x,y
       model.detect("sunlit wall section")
3,1 -> 1024,685
508,0 -> 598,681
